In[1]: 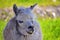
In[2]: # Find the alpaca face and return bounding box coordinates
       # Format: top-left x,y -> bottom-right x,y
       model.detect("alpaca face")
13,4 -> 37,35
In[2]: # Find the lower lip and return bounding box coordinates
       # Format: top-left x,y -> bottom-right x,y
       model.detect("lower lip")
27,31 -> 33,34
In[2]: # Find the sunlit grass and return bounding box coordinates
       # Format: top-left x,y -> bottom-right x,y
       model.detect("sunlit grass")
37,18 -> 60,40
0,20 -> 7,40
0,0 -> 60,8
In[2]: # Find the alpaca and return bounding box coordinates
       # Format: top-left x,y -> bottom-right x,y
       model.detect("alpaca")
3,4 -> 42,40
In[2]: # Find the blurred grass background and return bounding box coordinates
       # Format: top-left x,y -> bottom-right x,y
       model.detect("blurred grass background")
37,18 -> 60,40
0,0 -> 60,8
0,0 -> 60,40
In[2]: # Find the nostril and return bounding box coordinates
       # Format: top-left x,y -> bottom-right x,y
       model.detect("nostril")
28,26 -> 34,29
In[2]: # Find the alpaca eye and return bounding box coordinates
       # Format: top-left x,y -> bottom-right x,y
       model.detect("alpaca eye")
19,21 -> 23,23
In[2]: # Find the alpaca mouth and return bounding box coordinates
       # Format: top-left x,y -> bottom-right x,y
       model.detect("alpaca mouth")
27,31 -> 33,34
27,29 -> 34,34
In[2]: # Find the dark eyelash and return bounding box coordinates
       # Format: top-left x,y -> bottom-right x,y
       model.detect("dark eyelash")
19,21 -> 23,23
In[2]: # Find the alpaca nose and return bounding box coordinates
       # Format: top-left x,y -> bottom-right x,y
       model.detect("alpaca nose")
28,26 -> 34,29
28,26 -> 34,32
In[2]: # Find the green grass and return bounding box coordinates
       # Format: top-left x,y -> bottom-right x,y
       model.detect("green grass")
0,18 -> 60,40
0,20 -> 7,40
0,0 -> 60,8
37,18 -> 60,40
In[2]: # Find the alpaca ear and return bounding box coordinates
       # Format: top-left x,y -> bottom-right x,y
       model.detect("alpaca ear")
13,4 -> 18,15
30,3 -> 37,10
